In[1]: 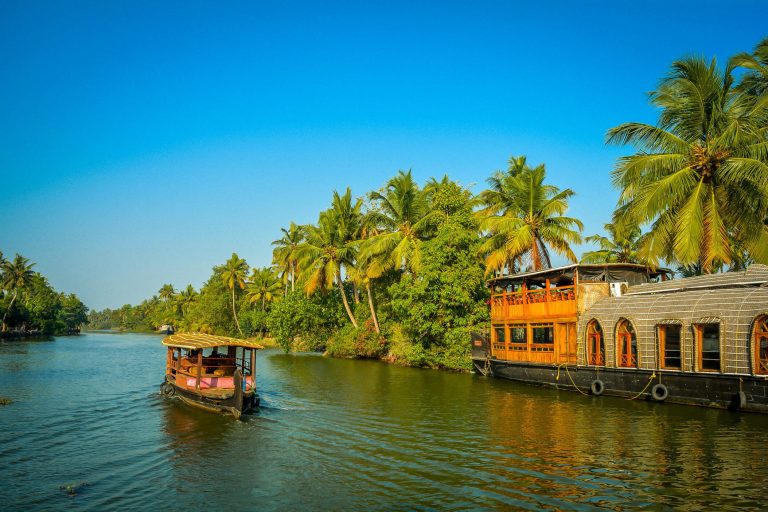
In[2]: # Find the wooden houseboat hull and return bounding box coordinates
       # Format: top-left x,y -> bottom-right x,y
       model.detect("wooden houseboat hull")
472,357 -> 768,413
162,380 -> 259,419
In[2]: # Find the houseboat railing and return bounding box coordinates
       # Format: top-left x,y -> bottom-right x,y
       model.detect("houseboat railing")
491,285 -> 576,319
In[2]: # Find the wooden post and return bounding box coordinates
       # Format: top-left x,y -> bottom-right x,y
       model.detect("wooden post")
250,349 -> 256,391
196,351 -> 202,391
165,347 -> 172,376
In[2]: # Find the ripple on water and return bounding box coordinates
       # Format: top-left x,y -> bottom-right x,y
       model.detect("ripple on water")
2,337 -> 768,510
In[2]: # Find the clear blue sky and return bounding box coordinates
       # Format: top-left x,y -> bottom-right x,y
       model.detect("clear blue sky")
1,1 -> 766,310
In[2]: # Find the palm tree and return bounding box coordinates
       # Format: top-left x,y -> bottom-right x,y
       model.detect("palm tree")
175,285 -> 198,317
580,221 -> 645,264
246,267 -> 283,311
1,254 -> 36,331
607,56 -> 768,272
477,163 -> 583,274
219,253 -> 249,336
731,37 -> 768,98
363,170 -> 432,276
158,284 -> 175,302
298,209 -> 358,327
272,222 -> 305,294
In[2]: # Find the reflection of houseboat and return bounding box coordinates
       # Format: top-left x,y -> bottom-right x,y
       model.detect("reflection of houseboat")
160,333 -> 263,419
471,263 -> 768,412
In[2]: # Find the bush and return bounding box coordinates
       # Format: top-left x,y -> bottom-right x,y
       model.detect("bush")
326,321 -> 388,359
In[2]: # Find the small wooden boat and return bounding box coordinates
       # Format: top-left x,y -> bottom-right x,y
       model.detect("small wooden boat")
160,333 -> 264,419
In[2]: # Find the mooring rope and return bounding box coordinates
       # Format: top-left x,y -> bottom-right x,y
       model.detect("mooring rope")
626,371 -> 657,400
554,363 -> 590,396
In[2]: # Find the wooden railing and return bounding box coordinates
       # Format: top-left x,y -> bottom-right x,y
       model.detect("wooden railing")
491,285 -> 576,321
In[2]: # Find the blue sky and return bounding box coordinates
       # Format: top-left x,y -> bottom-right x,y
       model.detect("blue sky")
1,1 -> 766,309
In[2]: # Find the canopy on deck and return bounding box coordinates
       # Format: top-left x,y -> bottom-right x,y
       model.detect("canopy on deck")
162,333 -> 265,350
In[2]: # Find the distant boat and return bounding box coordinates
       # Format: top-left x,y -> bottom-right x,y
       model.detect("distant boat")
158,325 -> 174,335
159,333 -> 263,419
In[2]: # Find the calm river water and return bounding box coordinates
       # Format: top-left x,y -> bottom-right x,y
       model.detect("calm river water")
1,333 -> 767,511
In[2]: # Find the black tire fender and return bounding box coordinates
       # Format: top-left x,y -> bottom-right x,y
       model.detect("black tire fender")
590,379 -> 605,396
161,382 -> 176,397
651,383 -> 668,402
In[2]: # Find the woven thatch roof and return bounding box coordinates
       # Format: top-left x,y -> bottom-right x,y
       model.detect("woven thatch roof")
162,333 -> 265,350
626,264 -> 768,296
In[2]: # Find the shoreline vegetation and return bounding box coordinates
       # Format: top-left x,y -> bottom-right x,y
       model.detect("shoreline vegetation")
0,252 -> 88,337
80,38 -> 767,371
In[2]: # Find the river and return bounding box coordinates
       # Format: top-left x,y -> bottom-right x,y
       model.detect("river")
1,332 -> 766,510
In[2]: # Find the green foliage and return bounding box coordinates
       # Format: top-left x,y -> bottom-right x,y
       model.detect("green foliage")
267,290 -> 345,353
325,321 -> 388,359
0,252 -> 88,335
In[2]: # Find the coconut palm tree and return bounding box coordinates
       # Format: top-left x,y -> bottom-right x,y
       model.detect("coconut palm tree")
175,285 -> 198,317
272,222 -> 305,295
580,221 -> 646,264
731,37 -> 768,98
477,163 -> 583,274
363,170 -> 432,276
607,56 -> 768,272
219,253 -> 249,336
246,267 -> 283,311
158,284 -> 175,302
1,254 -> 36,331
298,209 -> 358,327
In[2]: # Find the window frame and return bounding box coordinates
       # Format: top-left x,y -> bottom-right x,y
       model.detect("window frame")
586,319 -> 605,366
658,324 -> 682,370
695,323 -> 721,373
616,318 -> 638,368
753,315 -> 768,375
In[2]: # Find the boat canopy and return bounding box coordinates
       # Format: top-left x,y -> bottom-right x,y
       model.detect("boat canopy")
162,333 -> 265,350
488,263 -> 671,288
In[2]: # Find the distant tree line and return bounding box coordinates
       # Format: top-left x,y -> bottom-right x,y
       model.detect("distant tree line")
88,38 -> 768,370
0,252 -> 89,335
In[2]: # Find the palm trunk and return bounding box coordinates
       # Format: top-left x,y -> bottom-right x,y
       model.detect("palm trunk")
231,288 -> 243,336
336,271 -> 358,328
353,282 -> 360,304
1,291 -> 17,332
366,282 -> 380,334
291,261 -> 296,293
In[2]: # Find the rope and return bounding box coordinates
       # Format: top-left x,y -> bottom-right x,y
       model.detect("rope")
554,363 -> 590,396
626,371 -> 657,400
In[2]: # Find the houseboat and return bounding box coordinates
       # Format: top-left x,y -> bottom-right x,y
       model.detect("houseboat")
159,333 -> 263,419
471,263 -> 768,413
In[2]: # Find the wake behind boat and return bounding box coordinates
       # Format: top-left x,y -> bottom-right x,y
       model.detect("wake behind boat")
159,333 -> 263,419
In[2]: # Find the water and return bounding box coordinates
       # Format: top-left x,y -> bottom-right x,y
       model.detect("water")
1,333 -> 766,511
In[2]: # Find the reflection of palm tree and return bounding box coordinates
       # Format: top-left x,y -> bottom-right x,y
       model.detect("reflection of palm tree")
246,268 -> 282,311
272,222 -> 304,294
364,170 -> 431,275
298,210 -> 358,327
581,222 -> 645,264
219,253 -> 249,336
607,56 -> 768,271
478,164 -> 583,274
1,254 -> 36,331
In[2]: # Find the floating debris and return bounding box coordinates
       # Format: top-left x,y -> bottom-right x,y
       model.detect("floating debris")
59,482 -> 88,497
0,398 -> 12,406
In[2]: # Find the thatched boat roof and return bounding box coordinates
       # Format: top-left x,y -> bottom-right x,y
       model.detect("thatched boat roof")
162,333 -> 265,350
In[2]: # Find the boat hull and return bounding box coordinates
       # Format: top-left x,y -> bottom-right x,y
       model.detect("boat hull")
162,380 -> 259,419
473,357 -> 768,413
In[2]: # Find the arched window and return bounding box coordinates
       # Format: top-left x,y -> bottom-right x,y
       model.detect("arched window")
617,319 -> 637,368
754,315 -> 768,375
586,320 -> 604,366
